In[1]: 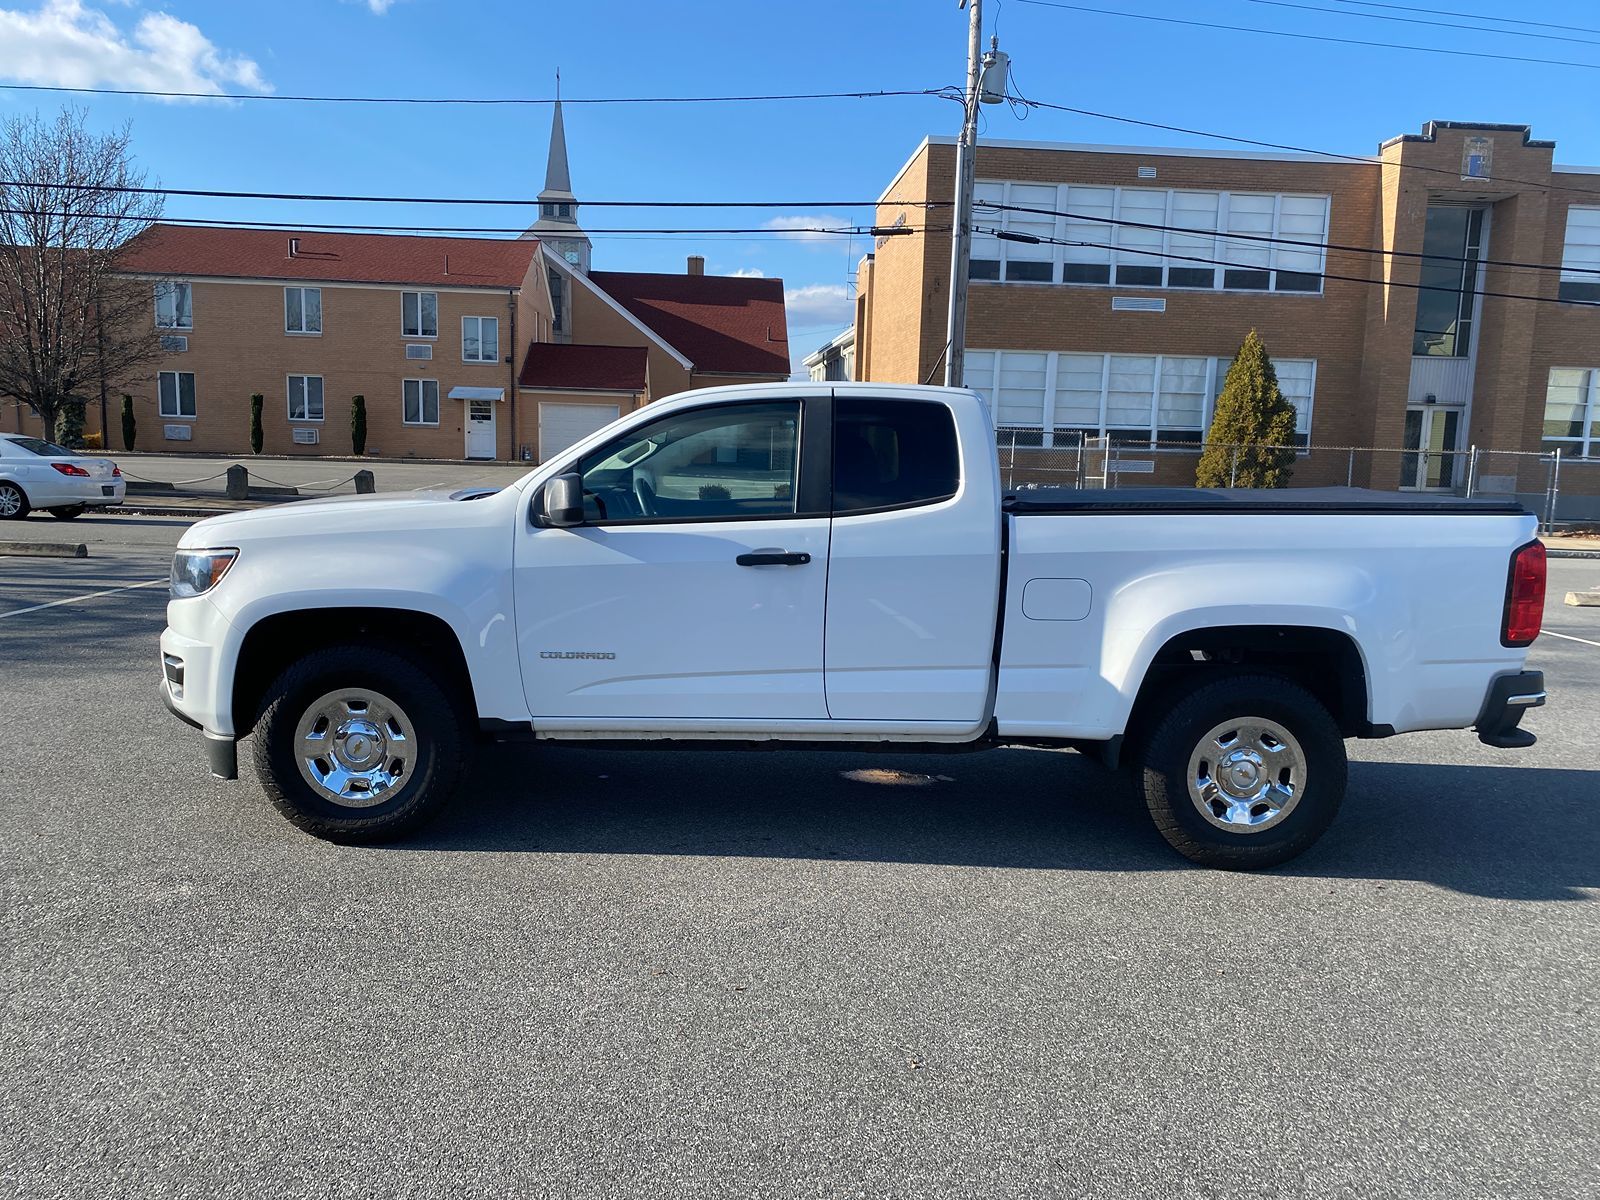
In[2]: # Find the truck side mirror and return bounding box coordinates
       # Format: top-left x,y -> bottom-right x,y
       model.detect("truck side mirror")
541,472 -> 584,527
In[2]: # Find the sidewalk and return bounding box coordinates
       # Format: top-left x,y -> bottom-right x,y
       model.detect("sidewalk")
1545,535 -> 1600,559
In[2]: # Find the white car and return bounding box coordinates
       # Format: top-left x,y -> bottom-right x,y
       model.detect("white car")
0,433 -> 126,520
160,382 -> 1547,868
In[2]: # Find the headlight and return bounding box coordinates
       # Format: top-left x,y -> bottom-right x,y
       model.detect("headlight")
171,549 -> 238,598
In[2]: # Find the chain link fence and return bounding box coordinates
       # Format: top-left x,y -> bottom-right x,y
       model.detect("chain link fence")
995,429 -> 1600,532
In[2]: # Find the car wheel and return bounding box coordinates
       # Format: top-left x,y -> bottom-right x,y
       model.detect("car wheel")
0,482 -> 29,520
47,505 -> 86,520
251,644 -> 465,842
1137,672 -> 1346,870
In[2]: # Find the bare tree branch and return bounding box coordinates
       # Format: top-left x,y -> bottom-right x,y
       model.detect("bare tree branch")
0,108 -> 164,442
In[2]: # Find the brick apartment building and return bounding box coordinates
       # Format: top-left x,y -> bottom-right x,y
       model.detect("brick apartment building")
854,121 -> 1600,511
4,100 -> 789,462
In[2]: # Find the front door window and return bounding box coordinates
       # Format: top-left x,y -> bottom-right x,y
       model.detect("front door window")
575,401 -> 800,522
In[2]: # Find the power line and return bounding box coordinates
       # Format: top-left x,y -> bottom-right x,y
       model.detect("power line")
0,82 -> 951,107
1014,97 -> 1600,201
1014,0 -> 1600,71
0,178 -> 945,210
1332,0 -> 1600,38
972,225 -> 1597,308
1245,0 -> 1600,47
987,200 -> 1600,278
0,208 -> 932,239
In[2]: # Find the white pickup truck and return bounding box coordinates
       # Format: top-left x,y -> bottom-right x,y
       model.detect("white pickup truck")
160,383 -> 1548,868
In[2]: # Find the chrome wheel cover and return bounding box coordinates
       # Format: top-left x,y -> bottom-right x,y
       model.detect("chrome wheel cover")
1186,716 -> 1305,833
293,687 -> 417,808
0,485 -> 21,517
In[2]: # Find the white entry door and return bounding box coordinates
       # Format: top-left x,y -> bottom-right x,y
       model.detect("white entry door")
465,399 -> 497,459
540,401 -> 620,462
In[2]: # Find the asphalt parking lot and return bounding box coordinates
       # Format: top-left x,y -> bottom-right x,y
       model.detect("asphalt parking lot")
2,514 -> 1596,1199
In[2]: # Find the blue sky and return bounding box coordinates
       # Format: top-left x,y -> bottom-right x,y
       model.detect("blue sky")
2,0 -> 1598,374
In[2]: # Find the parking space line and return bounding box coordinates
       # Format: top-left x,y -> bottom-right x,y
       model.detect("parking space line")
0,578 -> 166,620
1543,630 -> 1600,649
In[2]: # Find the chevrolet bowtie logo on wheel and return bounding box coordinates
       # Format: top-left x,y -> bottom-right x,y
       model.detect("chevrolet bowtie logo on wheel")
539,651 -> 617,660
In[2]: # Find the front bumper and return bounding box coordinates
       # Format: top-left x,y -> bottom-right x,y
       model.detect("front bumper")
1474,670 -> 1545,749
160,610 -> 239,780
159,680 -> 237,779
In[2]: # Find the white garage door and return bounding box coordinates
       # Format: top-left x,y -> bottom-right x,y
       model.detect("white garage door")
539,402 -> 621,463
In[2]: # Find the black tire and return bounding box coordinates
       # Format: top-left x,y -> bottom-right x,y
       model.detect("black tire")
48,505 -> 86,520
1137,672 -> 1346,870
250,644 -> 465,842
0,482 -> 30,520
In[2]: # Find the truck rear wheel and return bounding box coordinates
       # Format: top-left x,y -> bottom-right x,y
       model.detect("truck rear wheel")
1137,673 -> 1346,870
250,645 -> 464,842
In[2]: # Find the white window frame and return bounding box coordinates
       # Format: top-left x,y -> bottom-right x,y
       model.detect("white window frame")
462,315 -> 500,364
287,374 -> 325,423
402,291 -> 439,339
403,378 -> 440,426
158,370 -> 196,419
1559,207 -> 1600,303
967,349 -> 1316,449
154,280 -> 192,330
971,180 -> 1330,295
1542,366 -> 1599,458
284,286 -> 322,335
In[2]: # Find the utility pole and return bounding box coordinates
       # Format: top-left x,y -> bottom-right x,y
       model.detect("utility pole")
943,0 -> 984,388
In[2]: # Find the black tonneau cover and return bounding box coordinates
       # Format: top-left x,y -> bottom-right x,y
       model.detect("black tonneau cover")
1003,486 -> 1526,516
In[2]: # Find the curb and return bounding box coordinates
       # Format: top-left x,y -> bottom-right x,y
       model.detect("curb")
1548,550 -> 1600,560
0,540 -> 87,558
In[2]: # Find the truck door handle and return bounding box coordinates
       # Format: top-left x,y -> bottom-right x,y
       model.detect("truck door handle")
736,551 -> 811,566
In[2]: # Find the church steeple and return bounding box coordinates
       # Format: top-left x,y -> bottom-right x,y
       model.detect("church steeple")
525,75 -> 591,273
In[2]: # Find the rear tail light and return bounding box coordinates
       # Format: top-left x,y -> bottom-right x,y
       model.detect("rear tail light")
1501,540 -> 1545,647
112,466 -> 121,477
51,462 -> 90,477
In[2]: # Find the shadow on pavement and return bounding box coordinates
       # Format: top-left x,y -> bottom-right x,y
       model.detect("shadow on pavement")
398,743 -> 1599,902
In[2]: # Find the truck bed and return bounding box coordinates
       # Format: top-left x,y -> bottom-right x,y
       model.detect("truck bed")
1003,486 -> 1527,516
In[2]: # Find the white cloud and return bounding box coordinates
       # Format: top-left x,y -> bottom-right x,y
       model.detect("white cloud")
764,214 -> 853,245
730,267 -> 766,278
363,0 -> 398,12
784,283 -> 854,329
0,1 -> 270,98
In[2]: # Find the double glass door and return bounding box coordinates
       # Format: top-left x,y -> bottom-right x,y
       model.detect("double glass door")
1401,406 -> 1461,490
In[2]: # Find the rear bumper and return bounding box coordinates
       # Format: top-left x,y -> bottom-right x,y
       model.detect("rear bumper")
33,477 -> 125,507
1474,670 -> 1545,749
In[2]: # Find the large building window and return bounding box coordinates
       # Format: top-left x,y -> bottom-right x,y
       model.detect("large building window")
403,378 -> 440,426
284,286 -> 322,335
967,349 -> 1315,448
154,281 -> 192,329
158,371 -> 196,419
1544,367 -> 1598,457
971,181 -> 1329,294
462,315 -> 500,363
1412,207 -> 1484,357
402,291 -> 439,338
1559,207 -> 1600,304
287,374 -> 324,422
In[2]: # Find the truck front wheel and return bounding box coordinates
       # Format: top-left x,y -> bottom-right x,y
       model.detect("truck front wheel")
1137,673 -> 1346,870
250,645 -> 465,842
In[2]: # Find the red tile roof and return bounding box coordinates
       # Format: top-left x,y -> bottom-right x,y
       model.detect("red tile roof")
518,343 -> 647,393
118,224 -> 541,289
588,270 -> 789,376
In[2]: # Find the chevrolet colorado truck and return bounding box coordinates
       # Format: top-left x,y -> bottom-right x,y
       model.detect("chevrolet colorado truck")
160,383 -> 1547,869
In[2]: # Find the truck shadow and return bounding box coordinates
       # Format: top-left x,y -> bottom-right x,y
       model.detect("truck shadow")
406,745 -> 1599,902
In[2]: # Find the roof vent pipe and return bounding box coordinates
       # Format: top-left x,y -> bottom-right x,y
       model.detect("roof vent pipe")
287,237 -> 299,258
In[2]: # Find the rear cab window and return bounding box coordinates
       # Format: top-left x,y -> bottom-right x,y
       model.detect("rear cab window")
833,397 -> 960,515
